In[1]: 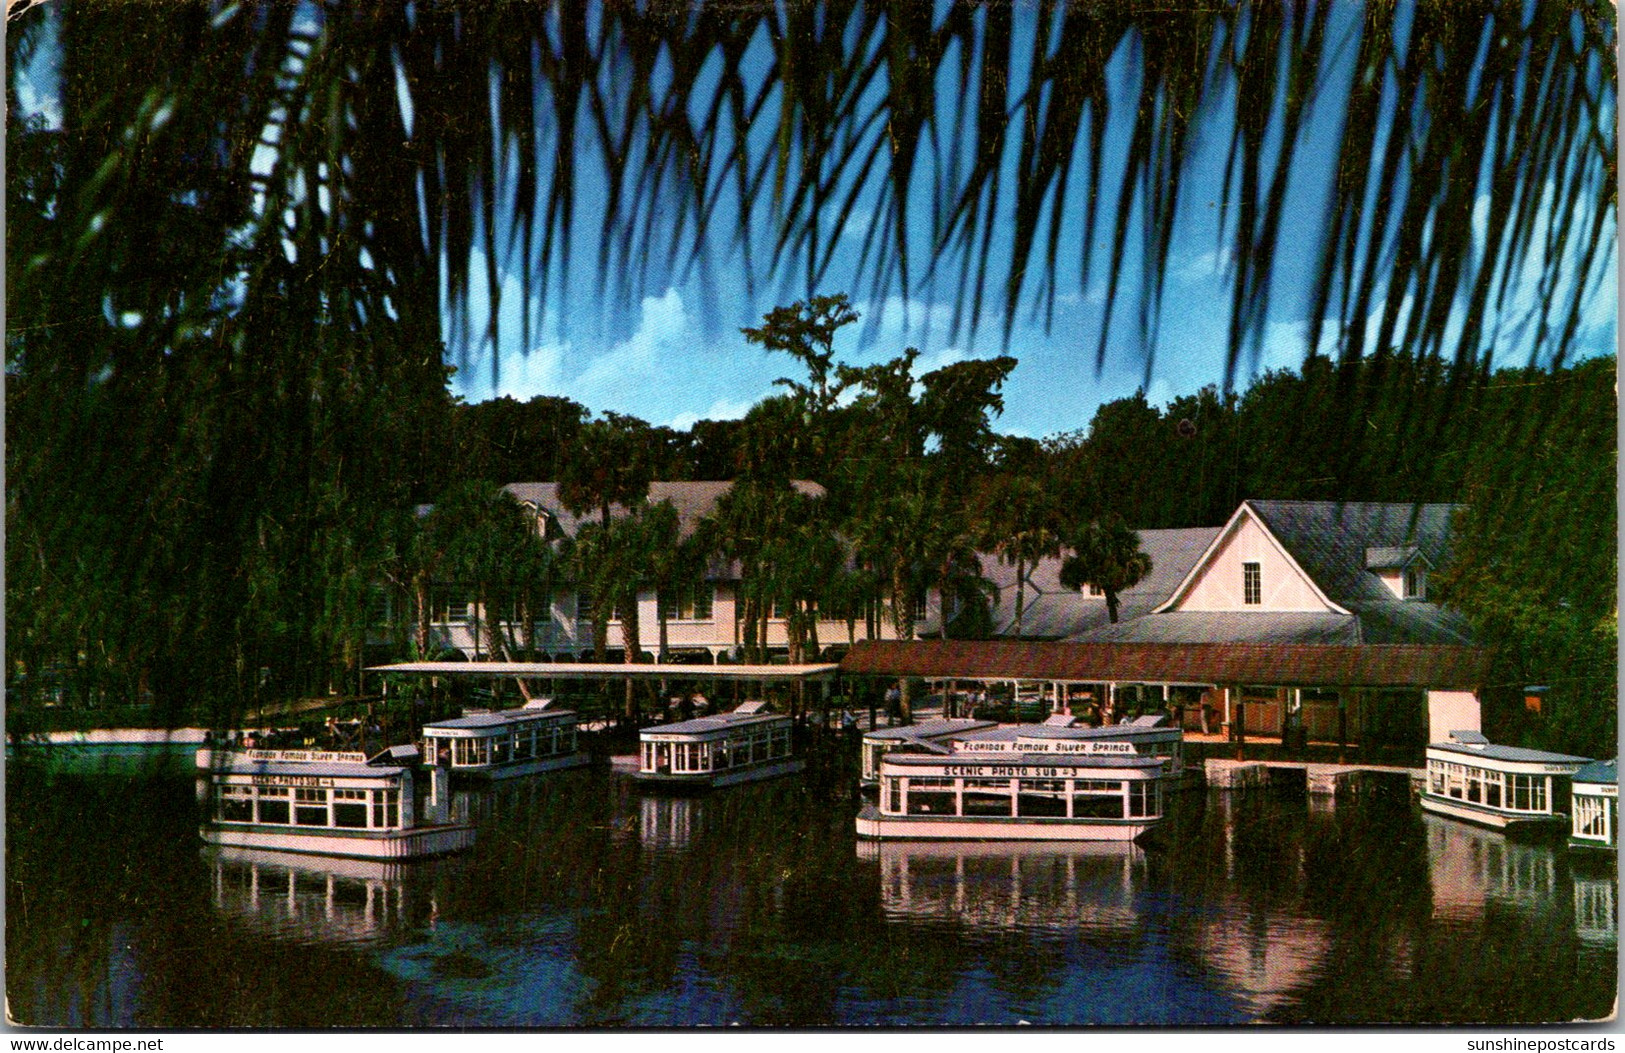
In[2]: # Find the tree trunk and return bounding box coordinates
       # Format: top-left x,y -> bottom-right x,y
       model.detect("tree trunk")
1014,556 -> 1027,637
414,573 -> 430,656
620,590 -> 641,721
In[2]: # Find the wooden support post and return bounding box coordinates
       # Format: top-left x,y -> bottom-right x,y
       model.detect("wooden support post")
1234,687 -> 1247,761
1337,689 -> 1349,765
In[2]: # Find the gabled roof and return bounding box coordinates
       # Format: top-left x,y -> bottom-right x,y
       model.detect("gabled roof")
1071,601 -> 1476,647
1156,501 -> 1349,615
1246,500 -> 1458,607
1109,499 -> 1472,647
1365,545 -> 1430,570
941,527 -> 1220,640
503,480 -> 826,541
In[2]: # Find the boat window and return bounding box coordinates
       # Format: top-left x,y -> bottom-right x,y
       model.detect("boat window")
884,778 -> 902,813
961,778 -> 1012,817
1127,781 -> 1160,818
1508,774 -> 1548,812
333,788 -> 368,828
372,789 -> 399,829
1574,796 -> 1609,839
1016,779 -> 1068,818
216,786 -> 254,823
295,787 -> 329,826
257,793 -> 291,824
903,776 -> 953,816
1072,779 -> 1126,820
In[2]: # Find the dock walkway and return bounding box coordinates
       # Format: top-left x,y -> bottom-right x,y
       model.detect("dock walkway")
1205,757 -> 1423,797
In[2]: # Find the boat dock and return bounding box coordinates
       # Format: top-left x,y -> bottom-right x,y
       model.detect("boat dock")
1205,758 -> 1423,797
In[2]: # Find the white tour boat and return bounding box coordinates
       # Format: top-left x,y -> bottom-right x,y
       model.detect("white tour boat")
855,739 -> 1168,842
419,698 -> 590,779
198,747 -> 475,860
1419,730 -> 1591,831
1568,759 -> 1617,852
636,701 -> 804,790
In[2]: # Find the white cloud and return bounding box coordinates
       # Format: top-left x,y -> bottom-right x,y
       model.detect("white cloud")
568,287 -> 697,401
664,395 -> 761,431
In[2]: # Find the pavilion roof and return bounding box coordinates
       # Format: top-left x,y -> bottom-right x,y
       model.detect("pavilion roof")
839,639 -> 1490,689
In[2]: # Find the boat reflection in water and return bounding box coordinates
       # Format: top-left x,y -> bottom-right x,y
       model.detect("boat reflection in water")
640,793 -> 708,851
857,839 -> 1145,936
201,844 -> 456,947
1572,867 -> 1618,949
1422,813 -> 1559,923
1422,812 -> 1617,949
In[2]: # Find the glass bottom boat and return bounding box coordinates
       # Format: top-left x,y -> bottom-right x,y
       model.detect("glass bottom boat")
856,751 -> 1167,842
198,748 -> 474,860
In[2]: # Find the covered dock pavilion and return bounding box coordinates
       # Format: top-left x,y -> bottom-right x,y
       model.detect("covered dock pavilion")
367,660 -> 844,718
837,639 -> 1492,758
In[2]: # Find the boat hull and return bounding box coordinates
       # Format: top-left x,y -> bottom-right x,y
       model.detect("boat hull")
1418,792 -> 1565,831
634,757 -> 806,791
199,822 -> 475,860
453,752 -> 592,780
854,804 -> 1159,842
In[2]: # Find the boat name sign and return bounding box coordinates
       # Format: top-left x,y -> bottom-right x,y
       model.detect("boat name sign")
250,775 -> 338,787
245,749 -> 368,763
939,765 -> 1097,778
954,741 -> 1137,755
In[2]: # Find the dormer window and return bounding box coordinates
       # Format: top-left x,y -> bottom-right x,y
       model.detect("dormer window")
521,502 -> 553,539
1242,562 -> 1261,605
1366,546 -> 1430,599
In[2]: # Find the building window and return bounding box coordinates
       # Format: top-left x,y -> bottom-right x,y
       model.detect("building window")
912,594 -> 929,621
1242,562 -> 1262,605
661,584 -> 714,621
432,594 -> 471,624
1087,583 -> 1104,597
1403,565 -> 1425,599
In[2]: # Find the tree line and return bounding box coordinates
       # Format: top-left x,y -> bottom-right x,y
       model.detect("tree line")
9,287 -> 1615,749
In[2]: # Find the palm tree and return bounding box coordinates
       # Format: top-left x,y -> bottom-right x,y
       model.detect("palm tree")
974,475 -> 1062,639
1059,518 -> 1154,625
8,1 -> 1614,720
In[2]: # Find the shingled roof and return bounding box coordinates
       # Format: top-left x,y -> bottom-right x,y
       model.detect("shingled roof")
503,480 -> 825,540
1066,500 -> 1475,647
920,527 -> 1220,640
840,638 -> 1491,689
1246,500 -> 1458,607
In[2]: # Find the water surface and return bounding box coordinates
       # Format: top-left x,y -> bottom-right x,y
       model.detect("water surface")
7,764 -> 1615,1027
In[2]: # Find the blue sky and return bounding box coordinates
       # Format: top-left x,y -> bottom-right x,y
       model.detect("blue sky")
442,6 -> 1616,438
15,5 -> 1615,438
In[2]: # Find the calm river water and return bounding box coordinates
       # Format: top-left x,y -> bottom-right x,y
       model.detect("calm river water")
7,758 -> 1617,1027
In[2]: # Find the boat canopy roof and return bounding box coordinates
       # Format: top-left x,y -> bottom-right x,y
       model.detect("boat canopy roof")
863,719 -> 1001,743
370,661 -> 840,681
424,706 -> 576,731
215,755 -> 408,779
1573,759 -> 1618,787
642,709 -> 789,737
1428,737 -> 1592,766
881,752 -> 1165,772
954,720 -> 1177,744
